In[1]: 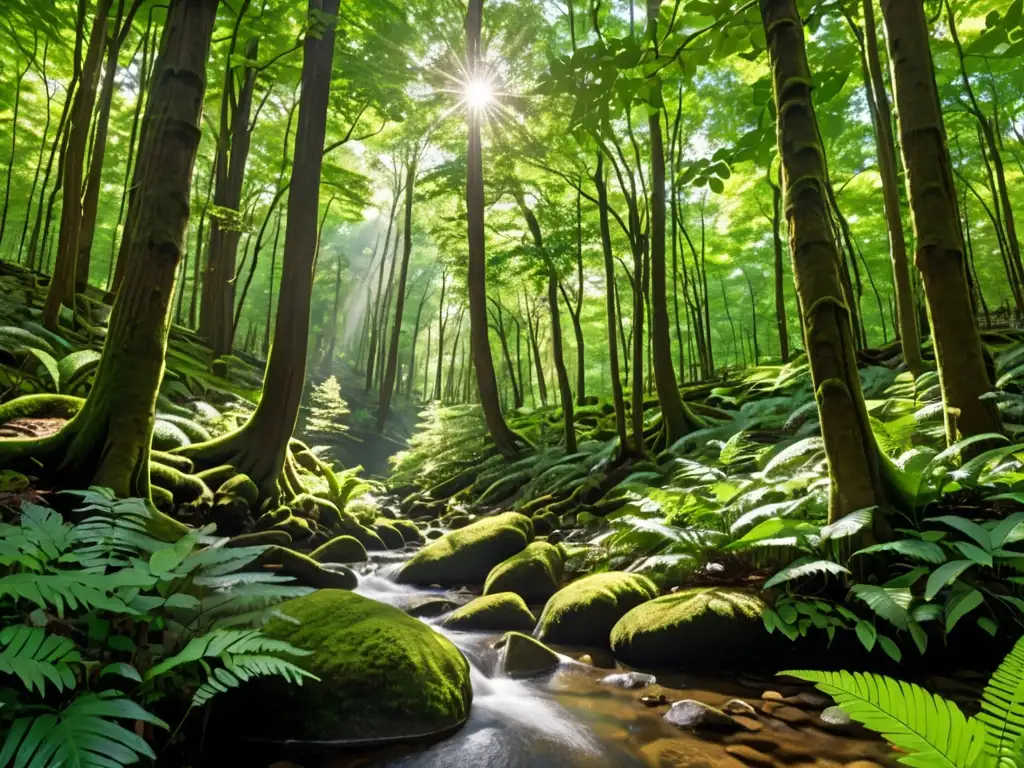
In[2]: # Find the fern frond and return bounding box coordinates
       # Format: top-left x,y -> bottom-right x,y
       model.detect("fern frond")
0,572 -> 136,617
144,629 -> 312,681
0,626 -> 80,696
190,654 -> 319,707
979,635 -> 1024,766
783,669 -> 985,767
0,695 -> 166,768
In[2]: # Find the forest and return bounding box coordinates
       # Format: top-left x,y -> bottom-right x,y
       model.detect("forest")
1,0 -> 1024,765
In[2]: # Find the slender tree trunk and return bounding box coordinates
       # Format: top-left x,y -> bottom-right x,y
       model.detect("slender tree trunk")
742,270 -> 760,364
422,323 -> 432,400
201,22 -> 259,356
376,231 -> 400,389
365,199 -> 398,392
466,0 -> 518,455
77,0 -> 137,293
861,0 -> 922,374
548,271 -> 577,452
188,153 -> 216,328
0,42 -> 35,252
405,285 -> 430,397
492,302 -> 522,408
43,0 -> 113,329
881,0 -> 1002,443
769,171 -> 790,362
433,272 -> 447,400
378,158 -> 418,430
762,0 -> 885,522
16,39 -> 51,265
527,306 -> 548,407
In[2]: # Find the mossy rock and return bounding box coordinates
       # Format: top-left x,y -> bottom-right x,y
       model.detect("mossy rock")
483,541 -> 563,604
294,449 -> 320,473
257,547 -> 357,590
311,535 -> 368,564
338,517 -> 386,551
610,588 -> 766,669
391,519 -> 424,545
373,519 -> 406,550
256,506 -> 292,531
444,513 -> 472,530
441,593 -> 537,632
195,464 -> 237,489
221,590 -> 472,744
425,528 -> 443,540
226,530 -> 292,548
0,394 -> 84,423
534,572 -> 658,647
152,420 -> 191,451
217,474 -> 259,506
499,631 -> 560,677
272,515 -> 314,543
396,512 -> 534,587
155,413 -> 212,443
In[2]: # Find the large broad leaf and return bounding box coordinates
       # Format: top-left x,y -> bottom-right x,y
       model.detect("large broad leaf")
782,670 -> 986,767
820,508 -> 874,541
57,349 -> 102,394
763,557 -> 850,589
926,516 -> 992,551
855,539 -> 947,564
850,585 -> 912,629
925,560 -> 975,601
978,635 -> 1024,766
25,347 -> 59,391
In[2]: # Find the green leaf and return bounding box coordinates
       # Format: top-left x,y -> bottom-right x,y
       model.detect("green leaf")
763,557 -> 850,589
708,176 -> 724,194
877,634 -> 902,663
924,560 -> 975,600
780,670 -> 986,767
820,508 -> 874,541
978,635 -> 1024,764
855,620 -> 876,652
856,539 -> 947,564
25,347 -> 60,391
945,589 -> 984,634
57,349 -> 102,393
953,542 -> 993,567
850,585 -> 912,629
927,516 -> 992,550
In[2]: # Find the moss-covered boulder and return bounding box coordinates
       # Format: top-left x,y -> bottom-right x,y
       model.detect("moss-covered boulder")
441,593 -> 537,632
532,511 -> 558,535
226,530 -> 291,548
152,419 -> 191,451
257,547 -> 357,590
217,474 -> 259,506
396,512 -> 534,587
610,588 -> 766,669
483,541 -> 563,604
499,631 -> 560,677
534,572 -> 657,647
222,590 -> 472,744
374,519 -> 406,550
311,535 -> 368,564
391,519 -> 425,545
255,505 -> 291,531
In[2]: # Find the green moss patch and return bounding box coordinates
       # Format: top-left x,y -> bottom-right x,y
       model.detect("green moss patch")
396,512 -> 534,587
234,590 -> 472,742
534,572 -> 657,647
311,535 -> 368,564
483,541 -> 563,604
441,592 -> 537,632
373,518 -> 406,549
610,588 -> 766,670
499,631 -> 560,677
391,519 -> 424,545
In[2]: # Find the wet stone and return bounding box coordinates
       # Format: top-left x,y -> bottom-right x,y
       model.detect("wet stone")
664,700 -> 744,732
640,694 -> 670,707
722,698 -> 757,716
761,690 -> 785,702
767,705 -> 812,725
601,671 -> 656,689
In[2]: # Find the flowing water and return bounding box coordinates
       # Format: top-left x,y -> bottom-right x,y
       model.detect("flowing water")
339,572 -> 899,768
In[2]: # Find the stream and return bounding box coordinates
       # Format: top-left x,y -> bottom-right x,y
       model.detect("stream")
324,565 -> 900,768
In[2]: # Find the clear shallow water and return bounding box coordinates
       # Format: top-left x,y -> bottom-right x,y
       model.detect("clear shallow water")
348,571 -> 897,768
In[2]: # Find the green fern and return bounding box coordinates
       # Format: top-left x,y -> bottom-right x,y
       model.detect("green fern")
144,628 -> 313,680
782,669 -> 986,767
190,654 -> 318,707
0,695 -> 167,768
978,635 -> 1024,766
0,626 -> 80,696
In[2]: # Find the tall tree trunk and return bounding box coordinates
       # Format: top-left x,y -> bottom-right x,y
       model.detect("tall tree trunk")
378,158 -> 418,430
376,231 -> 400,389
180,0 -> 341,499
492,301 -> 522,409
769,171 -> 790,362
201,21 -> 259,357
433,272 -> 447,400
549,271 -> 577,452
881,0 -> 1002,443
77,0 -> 138,293
422,323 -> 432,400
0,0 -> 219,512
0,38 -> 35,252
188,153 -> 216,328
466,0 -> 518,456
527,303 -> 548,407
596,155 -> 629,450
762,0 -> 885,522
405,284 -> 430,397
321,245 -> 345,376
861,0 -> 922,374
16,39 -> 51,266
43,0 -> 113,330
365,198 -> 399,392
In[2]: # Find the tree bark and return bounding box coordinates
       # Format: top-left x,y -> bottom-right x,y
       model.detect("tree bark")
860,0 -> 922,374
881,0 -> 1002,443
595,155 -> 629,450
180,0 -> 341,499
43,0 -> 113,329
768,170 -> 790,362
16,38 -> 51,266
762,0 -> 885,522
365,197 -> 399,392
0,35 -> 35,252
466,0 -> 518,456
405,284 -> 430,397
201,19 -> 259,357
0,0 -> 219,509
378,157 -> 418,430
